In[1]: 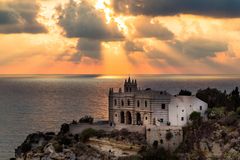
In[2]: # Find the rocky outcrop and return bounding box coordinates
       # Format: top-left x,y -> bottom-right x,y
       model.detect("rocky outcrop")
177,114 -> 240,160
14,124 -> 146,160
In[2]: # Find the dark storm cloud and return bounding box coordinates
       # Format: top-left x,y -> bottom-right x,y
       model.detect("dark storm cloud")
112,0 -> 240,18
170,38 -> 228,58
146,49 -> 183,67
135,20 -> 174,40
0,0 -> 47,33
58,0 -> 123,41
77,39 -> 101,59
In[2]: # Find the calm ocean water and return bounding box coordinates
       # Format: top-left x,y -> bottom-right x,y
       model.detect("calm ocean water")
0,74 -> 240,159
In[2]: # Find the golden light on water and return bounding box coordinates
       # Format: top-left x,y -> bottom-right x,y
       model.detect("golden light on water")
96,75 -> 126,79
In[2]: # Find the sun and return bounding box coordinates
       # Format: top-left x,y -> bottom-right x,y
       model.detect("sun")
95,0 -> 128,34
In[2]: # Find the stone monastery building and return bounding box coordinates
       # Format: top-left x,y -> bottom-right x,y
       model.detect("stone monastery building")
109,77 -> 208,127
108,77 -> 208,149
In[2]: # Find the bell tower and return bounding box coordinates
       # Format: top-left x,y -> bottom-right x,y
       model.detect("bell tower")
124,77 -> 137,92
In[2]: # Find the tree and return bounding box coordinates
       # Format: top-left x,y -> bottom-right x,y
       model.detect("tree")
79,116 -> 94,124
207,107 -> 226,119
179,90 -> 192,96
230,87 -> 240,111
189,112 -> 202,127
79,128 -> 97,142
236,107 -> 240,116
196,88 -> 227,108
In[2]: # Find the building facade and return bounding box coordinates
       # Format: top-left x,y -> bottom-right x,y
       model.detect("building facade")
109,77 -> 208,127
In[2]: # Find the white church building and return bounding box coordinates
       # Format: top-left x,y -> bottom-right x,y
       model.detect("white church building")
108,77 -> 208,149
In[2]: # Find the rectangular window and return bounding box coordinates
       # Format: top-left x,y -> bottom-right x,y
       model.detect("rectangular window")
145,101 -> 148,107
181,117 -> 184,121
137,100 -> 140,107
161,104 -> 166,109
200,106 -> 202,110
160,118 -> 164,123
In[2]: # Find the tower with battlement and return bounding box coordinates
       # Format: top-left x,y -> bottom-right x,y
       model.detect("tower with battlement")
124,77 -> 138,92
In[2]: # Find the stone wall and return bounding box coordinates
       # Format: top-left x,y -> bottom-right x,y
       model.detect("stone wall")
115,124 -> 146,135
146,125 -> 183,151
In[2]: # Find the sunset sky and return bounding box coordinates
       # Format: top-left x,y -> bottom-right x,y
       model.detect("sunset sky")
0,0 -> 240,74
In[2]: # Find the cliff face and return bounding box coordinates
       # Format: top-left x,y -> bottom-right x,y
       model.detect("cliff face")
15,132 -> 111,160
177,114 -> 240,160
14,125 -> 146,160
15,114 -> 240,160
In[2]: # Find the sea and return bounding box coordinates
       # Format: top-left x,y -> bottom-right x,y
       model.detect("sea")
0,74 -> 240,159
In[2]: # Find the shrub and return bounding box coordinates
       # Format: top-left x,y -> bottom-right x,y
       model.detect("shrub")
60,123 -> 70,134
207,107 -> 226,119
79,128 -> 97,142
21,143 -> 31,154
79,116 -> 94,124
141,147 -> 176,160
236,107 -> 240,115
189,112 -> 201,122
71,120 -> 78,124
60,136 -> 72,145
53,143 -> 63,153
166,131 -> 173,141
95,129 -> 106,138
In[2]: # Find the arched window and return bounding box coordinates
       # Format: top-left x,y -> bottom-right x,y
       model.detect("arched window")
121,100 -> 124,106
120,111 -> 125,123
127,99 -> 130,106
136,113 -> 141,125
137,100 -> 140,107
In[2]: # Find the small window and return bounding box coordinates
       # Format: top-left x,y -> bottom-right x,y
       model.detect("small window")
145,117 -> 148,120
137,100 -> 140,107
160,118 -> 164,123
161,104 -> 166,109
127,99 -> 130,106
181,117 -> 184,121
160,139 -> 163,144
121,100 -> 124,106
190,105 -> 192,107
114,99 -> 117,106
200,106 -> 202,110
182,110 -> 184,112
145,101 -> 148,107
115,114 -> 117,117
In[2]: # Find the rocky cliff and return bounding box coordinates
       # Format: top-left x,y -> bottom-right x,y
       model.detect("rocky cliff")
177,113 -> 240,160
